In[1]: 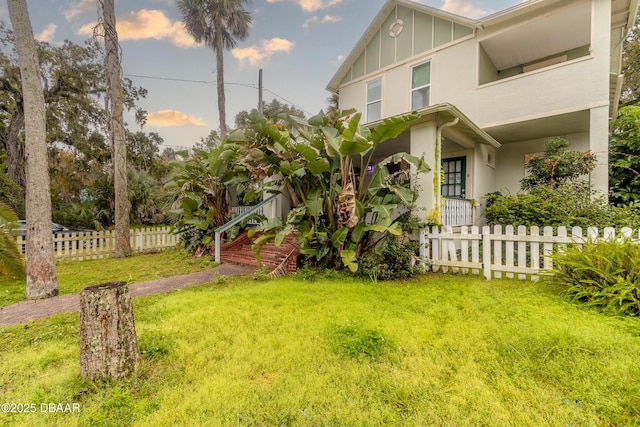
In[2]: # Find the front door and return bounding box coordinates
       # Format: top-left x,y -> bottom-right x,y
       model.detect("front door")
441,157 -> 466,199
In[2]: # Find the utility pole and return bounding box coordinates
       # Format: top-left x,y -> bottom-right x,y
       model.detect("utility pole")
258,68 -> 263,114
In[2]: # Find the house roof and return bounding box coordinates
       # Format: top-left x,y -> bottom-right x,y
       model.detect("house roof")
327,0 -> 639,117
368,103 -> 501,150
326,0 -> 478,93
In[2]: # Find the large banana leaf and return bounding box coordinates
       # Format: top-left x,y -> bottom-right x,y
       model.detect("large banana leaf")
370,113 -> 420,147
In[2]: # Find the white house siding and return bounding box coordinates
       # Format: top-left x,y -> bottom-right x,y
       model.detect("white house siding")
430,39 -> 478,115
334,0 -> 618,212
410,123 -> 438,213
494,132 -> 590,195
590,105 -> 610,195
473,145 -> 497,217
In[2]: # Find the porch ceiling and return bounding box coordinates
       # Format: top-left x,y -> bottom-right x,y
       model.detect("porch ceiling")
482,110 -> 590,143
479,1 -> 591,71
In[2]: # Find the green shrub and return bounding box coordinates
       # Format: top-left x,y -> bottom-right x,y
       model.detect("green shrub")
357,236 -> 421,282
547,238 -> 640,316
484,183 -> 640,228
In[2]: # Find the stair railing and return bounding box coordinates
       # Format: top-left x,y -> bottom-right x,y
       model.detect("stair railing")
214,194 -> 278,263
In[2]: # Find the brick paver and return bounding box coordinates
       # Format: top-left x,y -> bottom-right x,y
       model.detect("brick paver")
0,263 -> 257,327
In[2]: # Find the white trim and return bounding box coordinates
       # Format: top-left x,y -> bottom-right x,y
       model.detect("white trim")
482,101 -> 609,130
476,55 -> 593,89
522,55 -> 567,73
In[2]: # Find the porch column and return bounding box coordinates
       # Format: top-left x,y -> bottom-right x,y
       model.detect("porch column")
410,123 -> 438,216
590,105 -> 609,197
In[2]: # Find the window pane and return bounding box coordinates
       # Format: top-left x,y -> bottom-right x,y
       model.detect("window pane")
412,62 -> 431,88
367,101 -> 381,122
367,79 -> 382,101
411,86 -> 430,109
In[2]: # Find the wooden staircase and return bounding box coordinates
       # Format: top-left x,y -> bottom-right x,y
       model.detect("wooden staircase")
218,231 -> 299,274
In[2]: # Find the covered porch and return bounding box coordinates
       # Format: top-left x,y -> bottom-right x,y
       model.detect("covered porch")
368,103 -> 501,227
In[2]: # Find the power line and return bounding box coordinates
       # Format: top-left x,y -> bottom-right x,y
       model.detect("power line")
124,73 -> 214,84
123,73 -> 315,117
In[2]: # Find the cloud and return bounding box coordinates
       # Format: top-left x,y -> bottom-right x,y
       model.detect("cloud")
266,0 -> 343,13
146,110 -> 207,127
35,24 -> 57,43
439,0 -> 489,18
232,38 -> 294,66
78,10 -> 199,48
440,0 -> 490,18
303,14 -> 342,34
64,0 -> 96,22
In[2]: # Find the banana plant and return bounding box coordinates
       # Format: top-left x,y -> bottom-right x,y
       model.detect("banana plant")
246,110 -> 429,272
164,140 -> 252,251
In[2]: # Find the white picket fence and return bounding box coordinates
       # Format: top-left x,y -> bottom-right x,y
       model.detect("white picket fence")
16,227 -> 178,263
420,225 -> 634,281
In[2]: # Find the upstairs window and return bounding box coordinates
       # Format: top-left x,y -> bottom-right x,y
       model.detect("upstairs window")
366,78 -> 382,122
411,61 -> 431,110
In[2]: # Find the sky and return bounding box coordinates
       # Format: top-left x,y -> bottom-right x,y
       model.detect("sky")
1,0 -> 525,150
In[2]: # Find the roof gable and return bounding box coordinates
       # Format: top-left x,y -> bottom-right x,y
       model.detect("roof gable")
327,0 -> 476,92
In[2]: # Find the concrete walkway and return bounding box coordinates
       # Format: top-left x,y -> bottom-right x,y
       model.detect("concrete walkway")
0,263 -> 257,327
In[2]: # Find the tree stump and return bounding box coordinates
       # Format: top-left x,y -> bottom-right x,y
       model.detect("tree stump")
79,281 -> 139,381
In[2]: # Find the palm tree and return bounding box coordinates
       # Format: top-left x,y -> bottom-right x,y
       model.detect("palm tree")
178,0 -> 252,138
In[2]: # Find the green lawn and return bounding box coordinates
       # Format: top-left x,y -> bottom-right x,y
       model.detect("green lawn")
0,250 -> 216,308
1,272 -> 639,426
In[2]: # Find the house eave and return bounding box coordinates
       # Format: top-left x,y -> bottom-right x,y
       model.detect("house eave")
326,0 -> 480,94
366,103 -> 501,149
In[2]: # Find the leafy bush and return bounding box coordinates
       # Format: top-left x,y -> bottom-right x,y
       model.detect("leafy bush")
484,183 -> 640,228
547,238 -> 640,316
520,137 -> 595,190
482,136 -> 639,228
610,106 -> 640,205
357,235 -> 421,282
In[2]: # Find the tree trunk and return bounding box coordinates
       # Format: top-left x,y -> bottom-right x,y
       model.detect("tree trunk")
215,24 -> 227,138
79,281 -> 139,381
102,0 -> 131,258
5,107 -> 26,191
7,0 -> 58,299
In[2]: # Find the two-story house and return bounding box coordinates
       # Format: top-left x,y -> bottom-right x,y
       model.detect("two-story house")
326,0 -> 638,226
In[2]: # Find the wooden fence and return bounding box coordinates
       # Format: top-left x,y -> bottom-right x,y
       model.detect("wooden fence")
420,225 -> 633,281
16,227 -> 178,263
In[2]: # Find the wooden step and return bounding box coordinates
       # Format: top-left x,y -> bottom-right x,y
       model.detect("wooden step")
217,230 -> 299,273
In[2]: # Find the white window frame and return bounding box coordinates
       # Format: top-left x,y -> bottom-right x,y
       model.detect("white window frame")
411,61 -> 431,110
366,78 -> 382,122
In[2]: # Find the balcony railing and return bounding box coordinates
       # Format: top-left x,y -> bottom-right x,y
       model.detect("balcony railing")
442,197 -> 473,227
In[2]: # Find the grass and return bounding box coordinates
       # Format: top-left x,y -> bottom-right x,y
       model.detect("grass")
0,269 -> 639,426
0,250 -> 216,308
